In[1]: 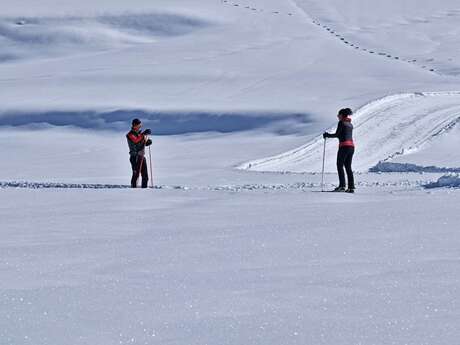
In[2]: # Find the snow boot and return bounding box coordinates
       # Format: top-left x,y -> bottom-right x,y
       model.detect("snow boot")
331,186 -> 346,192
345,188 -> 355,194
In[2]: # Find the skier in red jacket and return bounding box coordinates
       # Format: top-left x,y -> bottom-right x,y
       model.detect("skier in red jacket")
126,118 -> 152,188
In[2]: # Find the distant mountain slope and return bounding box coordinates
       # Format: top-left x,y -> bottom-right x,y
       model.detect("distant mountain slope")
0,0 -> 447,116
292,0 -> 460,76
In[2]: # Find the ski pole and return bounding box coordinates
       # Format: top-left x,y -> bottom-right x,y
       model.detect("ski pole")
321,138 -> 326,192
148,144 -> 154,189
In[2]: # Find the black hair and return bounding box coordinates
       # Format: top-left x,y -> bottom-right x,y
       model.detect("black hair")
338,108 -> 353,117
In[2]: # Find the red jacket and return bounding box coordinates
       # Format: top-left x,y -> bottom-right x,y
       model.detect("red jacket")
126,129 -> 146,156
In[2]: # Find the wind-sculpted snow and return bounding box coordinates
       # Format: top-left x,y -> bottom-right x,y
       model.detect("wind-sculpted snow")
240,92 -> 460,173
99,13 -> 211,37
424,173 -> 460,189
0,110 -> 311,134
0,13 -> 211,62
370,162 -> 460,173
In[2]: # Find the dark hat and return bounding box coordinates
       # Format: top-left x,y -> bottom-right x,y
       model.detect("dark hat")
338,108 -> 353,117
131,118 -> 142,126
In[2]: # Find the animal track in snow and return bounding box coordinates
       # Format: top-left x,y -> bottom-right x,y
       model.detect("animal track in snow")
309,18 -> 439,74
220,1 -> 441,75
221,0 -> 294,17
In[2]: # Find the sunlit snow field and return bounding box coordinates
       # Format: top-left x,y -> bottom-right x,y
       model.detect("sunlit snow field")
1,1 -> 460,344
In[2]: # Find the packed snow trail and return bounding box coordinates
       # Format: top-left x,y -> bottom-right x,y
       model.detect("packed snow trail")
239,92 -> 460,173
0,179 -> 436,191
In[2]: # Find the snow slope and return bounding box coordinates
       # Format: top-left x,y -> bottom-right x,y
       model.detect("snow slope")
0,13 -> 211,62
292,0 -> 460,76
240,92 -> 460,173
0,0 -> 456,119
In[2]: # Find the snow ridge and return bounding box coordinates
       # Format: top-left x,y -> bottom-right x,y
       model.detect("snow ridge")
370,162 -> 460,173
239,92 -> 460,173
424,173 -> 460,189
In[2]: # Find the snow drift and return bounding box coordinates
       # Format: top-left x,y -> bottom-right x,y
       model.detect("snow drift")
369,162 -> 460,173
239,92 -> 460,173
424,173 -> 460,189
0,13 -> 211,62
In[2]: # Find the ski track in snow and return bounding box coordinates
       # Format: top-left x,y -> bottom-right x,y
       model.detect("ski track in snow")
0,179 -> 434,191
220,0 -> 439,75
239,92 -> 460,173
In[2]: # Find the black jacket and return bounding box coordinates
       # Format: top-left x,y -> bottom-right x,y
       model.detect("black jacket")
325,118 -> 354,147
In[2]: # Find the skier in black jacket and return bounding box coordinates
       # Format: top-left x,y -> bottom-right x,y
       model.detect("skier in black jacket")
126,118 -> 152,188
323,108 -> 355,193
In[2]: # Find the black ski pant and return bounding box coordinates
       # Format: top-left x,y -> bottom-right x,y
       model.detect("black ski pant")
337,146 -> 355,189
130,154 -> 148,188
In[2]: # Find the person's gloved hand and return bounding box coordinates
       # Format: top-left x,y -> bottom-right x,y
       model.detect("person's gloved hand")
143,129 -> 152,135
323,132 -> 328,139
145,139 -> 152,146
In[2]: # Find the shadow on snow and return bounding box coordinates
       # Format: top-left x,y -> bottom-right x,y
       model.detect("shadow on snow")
0,110 -> 313,135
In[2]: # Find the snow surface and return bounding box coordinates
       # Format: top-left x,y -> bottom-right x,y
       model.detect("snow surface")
295,0 -> 460,76
2,187 -> 460,345
0,0 -> 456,116
241,92 -> 460,173
425,173 -> 460,189
2,0 -> 460,344
370,162 -> 460,174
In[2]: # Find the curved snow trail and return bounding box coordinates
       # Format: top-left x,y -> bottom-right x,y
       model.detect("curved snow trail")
239,92 -> 460,173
